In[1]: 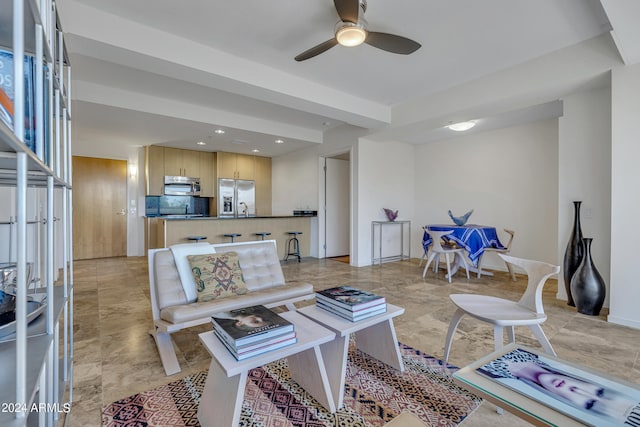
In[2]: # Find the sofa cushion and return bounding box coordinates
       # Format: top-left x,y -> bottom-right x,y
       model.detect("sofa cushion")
169,243 -> 215,302
159,281 -> 313,324
188,252 -> 248,302
211,241 -> 286,291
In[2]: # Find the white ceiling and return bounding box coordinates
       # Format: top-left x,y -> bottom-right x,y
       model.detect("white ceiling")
55,0 -> 639,158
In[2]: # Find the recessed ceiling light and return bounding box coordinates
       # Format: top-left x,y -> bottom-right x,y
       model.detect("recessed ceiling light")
214,129 -> 225,134
446,121 -> 476,131
196,141 -> 206,145
251,149 -> 260,153
275,139 -> 284,144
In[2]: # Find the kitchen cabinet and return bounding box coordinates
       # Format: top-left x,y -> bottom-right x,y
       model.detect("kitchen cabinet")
216,152 -> 255,180
254,156 -> 272,216
145,147 -> 213,196
0,2 -> 73,425
164,147 -> 200,178
145,145 -> 165,195
199,151 -> 215,197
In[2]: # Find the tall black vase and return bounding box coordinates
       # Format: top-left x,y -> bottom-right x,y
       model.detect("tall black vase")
563,201 -> 583,306
570,238 -> 606,316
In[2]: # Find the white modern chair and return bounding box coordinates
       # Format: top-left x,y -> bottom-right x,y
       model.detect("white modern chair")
476,228 -> 516,280
422,230 -> 470,283
443,254 -> 560,363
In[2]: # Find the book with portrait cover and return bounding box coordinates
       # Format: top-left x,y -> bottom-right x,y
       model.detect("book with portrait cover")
211,305 -> 294,346
316,286 -> 386,311
475,347 -> 640,427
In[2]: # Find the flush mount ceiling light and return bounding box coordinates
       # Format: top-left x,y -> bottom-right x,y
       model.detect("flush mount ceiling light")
335,21 -> 367,47
447,121 -> 476,132
275,139 -> 284,144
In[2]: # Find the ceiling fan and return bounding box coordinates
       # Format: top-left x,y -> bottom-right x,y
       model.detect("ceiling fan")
295,0 -> 421,62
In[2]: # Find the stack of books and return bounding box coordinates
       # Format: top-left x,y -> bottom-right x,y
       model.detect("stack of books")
316,286 -> 386,322
211,305 -> 296,361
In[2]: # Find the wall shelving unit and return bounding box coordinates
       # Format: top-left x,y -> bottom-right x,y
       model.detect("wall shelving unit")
0,0 -> 73,426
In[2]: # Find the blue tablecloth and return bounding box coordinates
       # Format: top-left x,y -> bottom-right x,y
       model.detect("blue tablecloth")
422,224 -> 505,266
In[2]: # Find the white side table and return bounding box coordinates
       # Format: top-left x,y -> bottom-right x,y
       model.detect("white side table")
197,311 -> 336,427
298,303 -> 405,410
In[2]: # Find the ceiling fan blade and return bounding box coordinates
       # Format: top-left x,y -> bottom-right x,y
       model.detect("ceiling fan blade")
365,32 -> 421,54
334,0 -> 360,23
295,38 -> 339,61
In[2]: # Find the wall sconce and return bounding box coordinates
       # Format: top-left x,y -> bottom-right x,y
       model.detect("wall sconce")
129,164 -> 138,179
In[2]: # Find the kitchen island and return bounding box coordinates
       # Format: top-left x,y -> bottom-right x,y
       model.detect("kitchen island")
146,215 -> 314,259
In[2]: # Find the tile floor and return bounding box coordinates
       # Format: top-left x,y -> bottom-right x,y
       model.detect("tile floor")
66,256 -> 640,426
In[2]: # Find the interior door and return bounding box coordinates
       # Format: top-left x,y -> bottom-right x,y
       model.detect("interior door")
325,157 -> 350,257
72,156 -> 127,260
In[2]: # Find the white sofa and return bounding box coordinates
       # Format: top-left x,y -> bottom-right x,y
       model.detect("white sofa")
148,239 -> 314,375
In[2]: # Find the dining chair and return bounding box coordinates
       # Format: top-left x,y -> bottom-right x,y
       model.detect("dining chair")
421,229 -> 470,283
443,254 -> 560,363
476,228 -> 516,280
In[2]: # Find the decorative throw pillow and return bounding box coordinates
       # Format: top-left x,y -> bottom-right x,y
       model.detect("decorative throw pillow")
187,252 -> 248,302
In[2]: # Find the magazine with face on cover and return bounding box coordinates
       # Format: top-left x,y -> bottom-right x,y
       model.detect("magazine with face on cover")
476,347 -> 640,427
211,305 -> 294,345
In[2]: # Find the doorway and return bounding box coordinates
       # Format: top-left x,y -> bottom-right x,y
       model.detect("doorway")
324,154 -> 350,260
72,156 -> 127,260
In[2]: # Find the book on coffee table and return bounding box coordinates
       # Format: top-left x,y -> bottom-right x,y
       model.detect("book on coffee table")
316,299 -> 387,321
213,329 -> 297,360
211,305 -> 294,347
316,286 -> 386,311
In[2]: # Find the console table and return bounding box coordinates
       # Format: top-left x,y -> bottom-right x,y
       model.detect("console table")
371,220 -> 411,265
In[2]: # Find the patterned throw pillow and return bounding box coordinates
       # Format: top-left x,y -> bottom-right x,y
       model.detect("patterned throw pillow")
187,252 -> 248,302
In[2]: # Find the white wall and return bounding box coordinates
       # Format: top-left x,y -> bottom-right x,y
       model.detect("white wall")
558,87 -> 612,305
356,138 -> 415,267
609,63 -> 640,328
414,120 -> 559,272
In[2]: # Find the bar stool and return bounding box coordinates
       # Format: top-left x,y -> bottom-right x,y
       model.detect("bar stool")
223,233 -> 241,243
284,231 -> 302,262
254,232 -> 271,241
187,235 -> 207,243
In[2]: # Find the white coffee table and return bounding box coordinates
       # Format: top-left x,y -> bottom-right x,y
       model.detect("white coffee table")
197,310 -> 336,427
298,303 -> 405,410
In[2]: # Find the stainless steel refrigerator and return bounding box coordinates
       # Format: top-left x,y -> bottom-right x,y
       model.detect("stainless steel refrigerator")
218,178 -> 255,217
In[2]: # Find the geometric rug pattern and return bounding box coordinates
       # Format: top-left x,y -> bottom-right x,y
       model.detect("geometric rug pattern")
102,342 -> 481,426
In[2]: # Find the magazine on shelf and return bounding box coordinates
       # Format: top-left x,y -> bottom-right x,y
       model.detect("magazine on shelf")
214,329 -> 297,360
211,305 -> 294,346
476,347 -> 640,427
316,286 -> 386,311
316,299 -> 386,321
0,49 -> 36,151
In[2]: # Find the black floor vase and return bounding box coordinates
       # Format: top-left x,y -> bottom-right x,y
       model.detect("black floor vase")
570,238 -> 606,316
563,201 -> 583,306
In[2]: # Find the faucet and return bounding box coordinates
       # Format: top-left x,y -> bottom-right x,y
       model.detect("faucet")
239,202 -> 248,217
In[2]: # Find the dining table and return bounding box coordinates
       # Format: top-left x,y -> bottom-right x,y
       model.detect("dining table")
422,224 -> 506,277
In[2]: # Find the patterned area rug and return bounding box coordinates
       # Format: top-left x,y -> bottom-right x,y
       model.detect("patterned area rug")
102,343 -> 481,426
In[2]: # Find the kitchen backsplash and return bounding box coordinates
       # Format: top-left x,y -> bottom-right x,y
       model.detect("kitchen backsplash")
145,195 -> 210,216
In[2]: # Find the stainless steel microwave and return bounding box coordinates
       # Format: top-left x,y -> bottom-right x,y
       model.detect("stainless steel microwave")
164,176 -> 201,196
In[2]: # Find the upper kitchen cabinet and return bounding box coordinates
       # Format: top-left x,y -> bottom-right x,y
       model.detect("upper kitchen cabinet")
199,151 -> 214,197
216,152 -> 255,180
145,145 -> 164,195
146,146 -> 214,196
254,156 -> 272,216
164,147 -> 200,178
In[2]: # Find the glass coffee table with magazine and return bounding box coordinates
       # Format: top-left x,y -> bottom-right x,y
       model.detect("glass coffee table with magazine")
198,310 -> 337,427
453,343 -> 640,427
297,302 -> 405,410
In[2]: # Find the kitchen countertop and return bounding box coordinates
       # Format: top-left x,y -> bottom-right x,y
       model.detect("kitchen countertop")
148,215 -> 317,220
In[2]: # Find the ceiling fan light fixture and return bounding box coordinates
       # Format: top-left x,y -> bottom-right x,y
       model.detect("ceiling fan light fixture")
336,23 -> 367,47
447,121 -> 476,131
